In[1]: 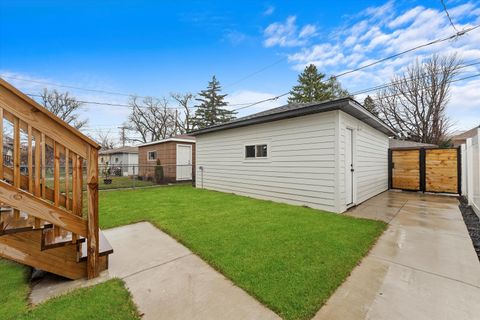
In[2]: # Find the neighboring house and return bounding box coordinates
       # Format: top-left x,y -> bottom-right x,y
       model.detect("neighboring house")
99,146 -> 138,176
389,139 -> 437,149
138,135 -> 196,182
451,125 -> 480,146
191,98 -> 396,213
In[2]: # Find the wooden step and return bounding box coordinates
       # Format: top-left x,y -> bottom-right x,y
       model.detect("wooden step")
0,210 -> 52,235
41,227 -> 85,250
79,230 -> 113,261
0,229 -> 88,279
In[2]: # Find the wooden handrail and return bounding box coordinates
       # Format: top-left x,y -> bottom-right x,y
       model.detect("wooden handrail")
0,79 -> 101,279
2,165 -> 72,208
0,78 -> 99,150
0,180 -> 88,236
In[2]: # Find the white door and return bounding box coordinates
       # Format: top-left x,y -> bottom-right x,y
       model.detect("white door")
345,128 -> 354,205
176,144 -> 192,181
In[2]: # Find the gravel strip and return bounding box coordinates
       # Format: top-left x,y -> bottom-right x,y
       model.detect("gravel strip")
459,197 -> 480,261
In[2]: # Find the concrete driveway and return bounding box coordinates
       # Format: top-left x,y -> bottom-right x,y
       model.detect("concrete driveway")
314,191 -> 480,320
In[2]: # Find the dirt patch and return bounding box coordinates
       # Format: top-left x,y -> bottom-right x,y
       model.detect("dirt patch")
459,197 -> 480,261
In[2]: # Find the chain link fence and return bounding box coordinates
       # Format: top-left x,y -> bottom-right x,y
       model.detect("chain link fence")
97,164 -> 195,190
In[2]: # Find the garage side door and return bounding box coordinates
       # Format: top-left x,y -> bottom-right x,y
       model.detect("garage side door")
176,144 -> 192,181
391,149 -> 420,191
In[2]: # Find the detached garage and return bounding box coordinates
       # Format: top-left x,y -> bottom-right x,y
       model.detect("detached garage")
191,98 -> 396,213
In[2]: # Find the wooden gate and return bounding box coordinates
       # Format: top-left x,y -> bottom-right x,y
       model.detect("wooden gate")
389,148 -> 461,194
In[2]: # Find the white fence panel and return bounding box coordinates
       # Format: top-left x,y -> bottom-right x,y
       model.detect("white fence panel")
462,128 -> 480,216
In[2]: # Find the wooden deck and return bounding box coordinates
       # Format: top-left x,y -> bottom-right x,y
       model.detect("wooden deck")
0,78 -> 112,279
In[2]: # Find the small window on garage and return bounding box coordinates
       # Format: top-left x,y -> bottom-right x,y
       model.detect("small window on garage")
245,145 -> 256,158
245,144 -> 268,158
147,151 -> 157,161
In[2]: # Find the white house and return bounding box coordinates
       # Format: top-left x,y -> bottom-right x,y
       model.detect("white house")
99,146 -> 139,176
191,98 -> 396,213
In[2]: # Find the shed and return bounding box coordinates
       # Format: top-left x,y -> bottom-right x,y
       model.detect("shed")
191,98 -> 396,213
138,135 -> 196,182
99,146 -> 138,176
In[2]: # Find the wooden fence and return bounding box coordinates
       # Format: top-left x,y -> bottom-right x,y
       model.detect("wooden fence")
389,147 -> 461,194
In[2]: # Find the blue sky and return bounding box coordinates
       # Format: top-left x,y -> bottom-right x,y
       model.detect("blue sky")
1,0 -> 479,142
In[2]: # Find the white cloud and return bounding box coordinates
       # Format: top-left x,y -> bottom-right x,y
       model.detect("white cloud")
263,16 -> 317,47
387,6 -> 423,28
224,30 -> 247,45
299,24 -> 317,38
265,1 -> 480,130
263,6 -> 275,16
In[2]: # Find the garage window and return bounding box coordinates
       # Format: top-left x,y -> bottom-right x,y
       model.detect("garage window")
147,151 -> 157,161
245,144 -> 268,158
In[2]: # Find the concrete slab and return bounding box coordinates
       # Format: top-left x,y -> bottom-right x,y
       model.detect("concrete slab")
30,222 -> 279,320
105,222 -> 191,279
316,191 -> 480,320
314,256 -> 480,320
124,253 -> 278,320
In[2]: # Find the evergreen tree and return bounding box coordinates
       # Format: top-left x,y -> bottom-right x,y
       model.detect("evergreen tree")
363,95 -> 379,116
288,64 -> 349,104
193,76 -> 236,129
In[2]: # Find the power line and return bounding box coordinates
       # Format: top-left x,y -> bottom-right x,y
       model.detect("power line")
350,59 -> 480,96
0,75 -> 153,99
441,0 -> 459,33
232,26 -> 480,112
371,72 -> 480,102
333,24 -> 480,79
232,92 -> 289,111
223,56 -> 287,89
8,24 -> 480,115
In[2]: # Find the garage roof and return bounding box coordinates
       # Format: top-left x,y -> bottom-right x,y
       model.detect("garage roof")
190,98 -> 397,136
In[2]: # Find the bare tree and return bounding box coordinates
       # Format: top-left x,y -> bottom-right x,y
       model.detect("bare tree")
170,92 -> 194,133
375,54 -> 461,144
95,130 -> 116,150
40,89 -> 88,129
126,96 -> 176,143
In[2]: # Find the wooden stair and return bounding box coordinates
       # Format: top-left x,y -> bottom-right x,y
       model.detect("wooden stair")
0,78 -> 112,279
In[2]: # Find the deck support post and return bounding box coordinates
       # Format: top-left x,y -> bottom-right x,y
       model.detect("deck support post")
87,145 -> 99,279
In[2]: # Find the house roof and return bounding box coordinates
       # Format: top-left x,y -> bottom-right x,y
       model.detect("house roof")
389,139 -> 438,149
99,146 -> 138,155
190,98 -> 397,136
138,134 -> 195,147
451,125 -> 480,141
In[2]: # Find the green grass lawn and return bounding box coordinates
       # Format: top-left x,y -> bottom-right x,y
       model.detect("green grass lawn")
0,259 -> 139,320
100,185 -> 386,320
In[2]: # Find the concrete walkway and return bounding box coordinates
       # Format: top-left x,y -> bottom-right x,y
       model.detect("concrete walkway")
314,191 -> 480,320
31,222 -> 279,320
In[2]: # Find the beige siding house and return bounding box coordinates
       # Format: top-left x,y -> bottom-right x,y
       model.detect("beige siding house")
191,98 -> 396,213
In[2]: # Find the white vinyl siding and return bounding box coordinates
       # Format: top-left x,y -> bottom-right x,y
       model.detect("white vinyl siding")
337,111 -> 389,212
196,110 -> 389,213
196,112 -> 337,212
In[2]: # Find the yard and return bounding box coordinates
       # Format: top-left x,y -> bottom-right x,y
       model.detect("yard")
100,185 -> 386,320
1,185 -> 386,320
0,259 -> 139,320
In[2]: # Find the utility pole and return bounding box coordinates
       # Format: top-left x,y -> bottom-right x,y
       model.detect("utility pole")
118,126 -> 128,147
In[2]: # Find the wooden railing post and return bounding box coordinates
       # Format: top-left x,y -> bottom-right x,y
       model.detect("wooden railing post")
0,107 -> 3,180
86,145 -> 99,279
13,118 -> 20,218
